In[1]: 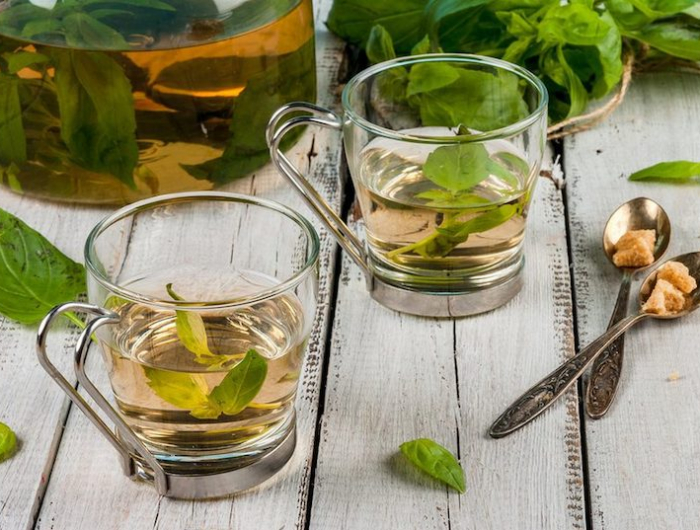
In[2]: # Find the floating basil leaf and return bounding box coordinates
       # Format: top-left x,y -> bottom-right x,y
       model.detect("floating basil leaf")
62,12 -> 129,49
0,74 -> 26,166
165,283 -> 217,359
422,143 -> 491,192
629,160 -> 700,182
399,438 -> 465,493
0,208 -> 86,325
209,349 -> 268,416
0,422 -> 17,463
50,49 -> 138,188
144,368 -> 221,420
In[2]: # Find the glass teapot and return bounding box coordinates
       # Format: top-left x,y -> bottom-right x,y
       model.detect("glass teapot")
0,0 -> 315,204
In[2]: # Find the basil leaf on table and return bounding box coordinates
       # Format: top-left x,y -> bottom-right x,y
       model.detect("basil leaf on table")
209,349 -> 268,416
628,21 -> 700,61
629,160 -> 700,181
399,438 -> 465,493
50,49 -> 139,188
0,422 -> 17,463
0,208 -> 86,325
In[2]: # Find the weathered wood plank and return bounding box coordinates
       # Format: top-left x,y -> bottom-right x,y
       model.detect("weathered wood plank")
565,72 -> 700,530
0,194 -> 108,530
16,4 -> 346,530
308,171 -> 586,529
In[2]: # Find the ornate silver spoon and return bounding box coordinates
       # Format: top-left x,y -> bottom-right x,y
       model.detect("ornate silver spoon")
490,251 -> 700,439
586,198 -> 670,418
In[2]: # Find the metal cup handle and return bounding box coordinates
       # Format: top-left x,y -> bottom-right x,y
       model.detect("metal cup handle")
36,302 -> 170,494
267,102 -> 371,281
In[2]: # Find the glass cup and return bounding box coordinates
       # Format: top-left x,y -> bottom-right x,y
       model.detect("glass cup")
36,192 -> 319,498
268,54 -> 548,317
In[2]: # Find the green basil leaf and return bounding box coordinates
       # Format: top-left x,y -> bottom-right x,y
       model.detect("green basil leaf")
209,349 -> 268,416
0,74 -> 27,165
144,368 -> 221,419
326,0 -> 427,53
541,45 -> 589,119
83,0 -> 177,12
406,62 -> 461,96
165,283 -> 218,360
413,68 -> 529,131
50,49 -> 138,187
63,12 -> 129,49
399,438 -> 465,493
0,208 -> 86,325
2,51 -> 49,74
415,188 -> 492,208
539,4 -> 611,46
411,34 -> 432,55
0,422 -> 17,462
366,24 -> 396,63
629,160 -> 700,181
422,143 -> 491,192
20,18 -> 64,39
629,21 -> 700,61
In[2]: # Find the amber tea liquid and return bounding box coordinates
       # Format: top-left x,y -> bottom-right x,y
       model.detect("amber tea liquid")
0,0 -> 315,203
102,269 -> 307,457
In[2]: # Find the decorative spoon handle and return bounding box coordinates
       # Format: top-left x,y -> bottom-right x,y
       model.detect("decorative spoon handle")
585,271 -> 633,418
489,312 -> 647,439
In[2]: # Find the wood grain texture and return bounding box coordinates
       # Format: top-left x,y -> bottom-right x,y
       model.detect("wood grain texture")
0,194 -> 108,530
308,172 -> 586,529
565,72 -> 700,530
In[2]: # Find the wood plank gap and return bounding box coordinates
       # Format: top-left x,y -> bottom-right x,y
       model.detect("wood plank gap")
302,134 -> 355,530
557,137 -> 593,530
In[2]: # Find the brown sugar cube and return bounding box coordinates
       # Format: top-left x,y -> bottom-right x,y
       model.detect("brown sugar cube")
612,229 -> 656,267
656,261 -> 697,294
642,279 -> 686,315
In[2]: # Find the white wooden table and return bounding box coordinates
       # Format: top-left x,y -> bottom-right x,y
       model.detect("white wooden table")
2,1 -> 700,528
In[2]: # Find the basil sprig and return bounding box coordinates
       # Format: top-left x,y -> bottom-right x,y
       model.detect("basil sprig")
629,160 -> 700,182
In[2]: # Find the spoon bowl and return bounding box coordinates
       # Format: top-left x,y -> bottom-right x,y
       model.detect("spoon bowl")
602,197 -> 671,268
638,252 -> 700,319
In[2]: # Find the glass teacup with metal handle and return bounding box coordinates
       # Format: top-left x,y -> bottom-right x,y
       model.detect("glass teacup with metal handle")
36,192 -> 319,499
267,54 -> 548,317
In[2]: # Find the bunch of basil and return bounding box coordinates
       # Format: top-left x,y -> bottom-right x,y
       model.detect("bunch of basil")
327,0 -> 700,122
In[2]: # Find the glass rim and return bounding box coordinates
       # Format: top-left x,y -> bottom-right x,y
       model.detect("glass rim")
341,53 -> 549,144
84,191 -> 320,310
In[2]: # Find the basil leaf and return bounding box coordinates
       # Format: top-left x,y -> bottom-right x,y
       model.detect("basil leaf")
629,21 -> 700,61
541,45 -> 589,119
629,160 -> 700,181
399,438 -> 465,493
50,49 -> 138,188
209,349 -> 268,416
415,189 -> 492,208
366,24 -> 396,63
2,51 -> 49,74
166,283 -> 217,359
0,208 -> 86,325
144,368 -> 221,420
0,74 -> 26,165
326,0 -> 427,53
411,34 -> 432,55
406,62 -> 461,96
0,422 -> 17,463
21,18 -> 64,39
412,68 -> 529,131
63,12 -> 129,49
422,143 -> 490,192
